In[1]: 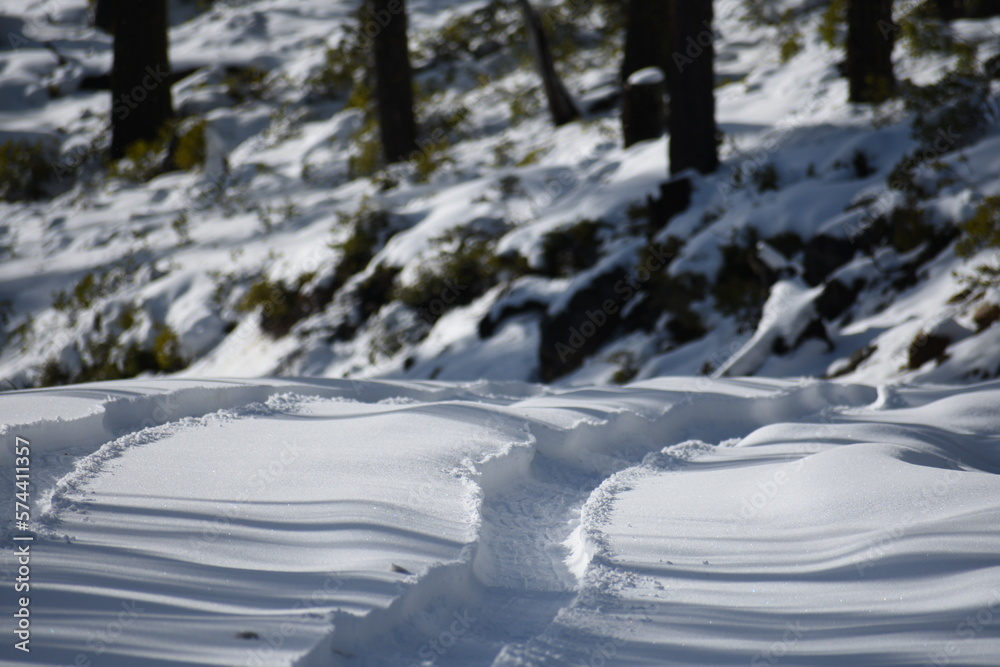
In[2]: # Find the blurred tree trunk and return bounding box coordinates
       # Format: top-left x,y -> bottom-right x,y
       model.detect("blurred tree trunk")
622,0 -> 672,79
846,0 -> 896,104
517,0 -> 580,126
371,0 -> 418,163
621,0 -> 670,147
667,0 -> 718,175
109,0 -> 174,159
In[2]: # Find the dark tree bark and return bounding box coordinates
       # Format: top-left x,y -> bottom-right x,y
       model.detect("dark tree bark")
622,70 -> 666,147
667,0 -> 718,175
621,0 -> 671,147
846,0 -> 896,104
109,0 -> 173,159
92,0 -> 116,33
517,0 -> 580,127
934,0 -> 1000,20
371,0 -> 418,164
622,0 -> 672,80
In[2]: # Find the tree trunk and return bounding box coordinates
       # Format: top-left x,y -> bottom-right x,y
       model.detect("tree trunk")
371,0 -> 418,164
109,0 -> 173,159
846,0 -> 896,104
667,0 -> 718,175
621,0 -> 671,148
622,0 -> 672,80
517,0 -> 580,127
622,69 -> 666,147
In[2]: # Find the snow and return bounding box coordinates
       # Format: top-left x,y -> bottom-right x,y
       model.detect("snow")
2,1 -> 1000,663
2,377 -> 999,665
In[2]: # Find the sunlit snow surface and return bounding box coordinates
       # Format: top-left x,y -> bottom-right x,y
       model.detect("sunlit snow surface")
2,377 -> 999,666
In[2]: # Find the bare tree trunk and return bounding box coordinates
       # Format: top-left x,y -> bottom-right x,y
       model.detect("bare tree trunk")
622,0 -> 672,80
667,0 -> 718,175
371,0 -> 418,163
846,0 -> 896,104
517,0 -> 580,127
621,0 -> 671,148
109,0 -> 173,159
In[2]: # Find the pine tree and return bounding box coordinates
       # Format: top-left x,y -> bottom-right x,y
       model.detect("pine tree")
667,0 -> 718,175
108,0 -> 174,159
517,0 -> 580,126
846,0 -> 897,104
370,0 -> 418,163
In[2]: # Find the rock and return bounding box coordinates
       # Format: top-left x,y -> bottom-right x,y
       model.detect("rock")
538,268 -> 624,382
973,302 -> 1000,332
816,278 -> 862,321
803,234 -> 855,286
907,332 -> 950,370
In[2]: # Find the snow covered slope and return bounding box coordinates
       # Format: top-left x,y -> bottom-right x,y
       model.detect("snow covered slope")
1,0 -> 999,388
2,376 -> 999,665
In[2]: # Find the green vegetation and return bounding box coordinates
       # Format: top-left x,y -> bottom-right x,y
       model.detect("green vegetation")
955,196 -> 1000,289
52,262 -> 140,313
110,127 -> 173,183
36,310 -> 187,388
331,201 -> 395,285
538,219 -> 606,277
395,227 -> 529,325
223,65 -> 272,103
0,140 -> 57,202
956,196 -> 1000,259
753,164 -> 780,192
172,120 -> 208,171
818,0 -> 846,48
902,64 -> 993,151
310,40 -> 367,100
712,229 -> 775,325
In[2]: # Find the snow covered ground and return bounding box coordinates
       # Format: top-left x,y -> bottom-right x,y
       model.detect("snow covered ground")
2,376 -> 1000,665
2,0 -> 1000,664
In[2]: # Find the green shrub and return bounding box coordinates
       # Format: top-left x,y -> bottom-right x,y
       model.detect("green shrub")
753,164 -> 780,192
712,229 -> 775,325
52,261 -> 139,313
395,229 -> 528,325
110,127 -> 173,183
309,41 -> 366,99
901,65 -> 992,150
818,0 -> 846,48
766,231 -> 805,259
223,65 -> 271,103
172,120 -> 207,171
348,113 -> 382,179
331,202 -> 395,285
0,140 -> 57,201
956,196 -> 1000,256
780,33 -> 803,63
889,205 -> 939,253
853,150 -> 874,178
35,318 -> 187,388
539,219 -> 606,277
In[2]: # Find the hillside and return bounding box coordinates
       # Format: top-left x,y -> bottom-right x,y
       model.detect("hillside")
1,0 -> 998,388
